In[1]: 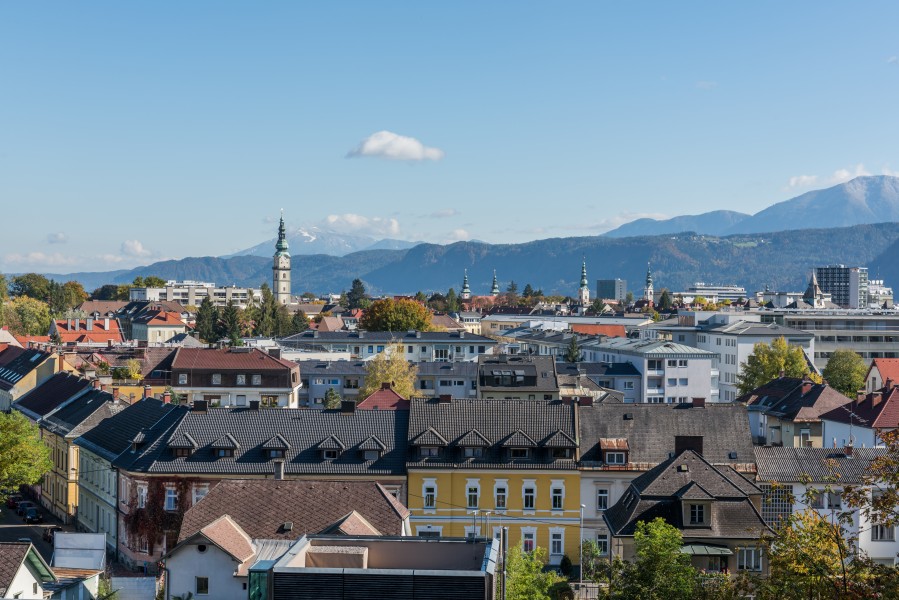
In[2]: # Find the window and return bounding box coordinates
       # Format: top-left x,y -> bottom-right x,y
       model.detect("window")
252,374 -> 262,385
407,346 -> 414,354
522,529 -> 536,552
738,548 -> 762,571
323,449 -> 339,460
551,485 -> 564,510
261,395 -> 278,407
678,359 -> 688,367
799,429 -> 811,448
173,448 -> 191,458
678,378 -> 688,386
552,448 -> 572,459
269,449 -> 285,459
165,488 -> 178,511
623,381 -> 634,390
495,485 -> 507,509
196,576 -> 209,595
367,346 -> 374,353
215,448 -> 234,458
667,359 -> 677,367
424,483 -> 436,509
177,373 -> 188,385
523,484 -> 536,510
419,446 -> 439,457
827,492 -> 842,510
236,374 -> 246,385
550,530 -> 564,555
605,452 -> 626,465
872,524 -> 895,541
364,450 -> 380,461
464,447 -> 483,458
667,378 -> 677,386
579,530 -> 604,560
211,373 -> 222,385
596,488 -> 609,511
345,378 -> 359,389
193,485 -> 209,505
137,485 -> 147,508
648,359 -> 662,370
689,503 -> 705,525
478,346 -> 486,353
418,527 -> 440,538
467,486 -> 480,509
510,448 -> 530,459
809,490 -> 825,509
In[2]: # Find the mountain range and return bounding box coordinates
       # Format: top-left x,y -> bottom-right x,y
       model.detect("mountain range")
604,175 -> 899,237
228,225 -> 420,258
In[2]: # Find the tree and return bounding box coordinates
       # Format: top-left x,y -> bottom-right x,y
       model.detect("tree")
324,387 -> 342,409
273,304 -> 292,337
523,283 -> 534,298
10,273 -> 51,300
692,295 -> 708,307
7,297 -> 51,336
414,291 -> 427,304
591,299 -> 608,314
506,281 -> 518,295
0,274 -> 8,301
505,545 -> 566,600
625,291 -> 635,305
61,281 -> 88,310
360,298 -> 432,332
254,283 -> 277,337
737,337 -> 817,396
822,349 -> 868,397
220,300 -> 242,345
658,289 -> 673,311
288,310 -> 310,335
618,518 -> 696,600
195,296 -> 219,342
358,345 -> 417,399
0,411 -> 53,500
347,279 -> 367,310
133,275 -> 166,287
564,335 -> 581,362
445,288 -> 460,313
91,284 -> 121,300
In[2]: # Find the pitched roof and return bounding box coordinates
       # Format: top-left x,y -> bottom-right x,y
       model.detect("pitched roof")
477,355 -> 559,392
407,398 -> 577,469
819,385 -> 899,430
754,446 -> 887,484
171,347 -> 297,371
41,389 -> 125,438
120,406 -> 409,476
412,427 -> 448,447
74,398 -> 185,462
570,324 -> 627,338
738,378 -> 851,423
0,348 -> 52,392
457,429 -> 491,447
133,311 -> 188,327
52,319 -> 124,344
0,542 -> 30,596
280,330 -> 495,344
199,515 -> 255,563
870,359 -> 899,387
77,300 -> 129,315
177,480 -> 409,543
14,372 -> 91,419
0,345 -> 26,367
356,386 -> 409,411
578,403 -> 755,468
319,511 -> 382,536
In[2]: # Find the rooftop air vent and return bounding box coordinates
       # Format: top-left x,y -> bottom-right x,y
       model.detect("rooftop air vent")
283,522 -> 293,531
677,464 -> 689,472
728,451 -> 738,460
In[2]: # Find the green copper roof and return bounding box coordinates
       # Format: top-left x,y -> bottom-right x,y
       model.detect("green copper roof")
275,214 -> 290,256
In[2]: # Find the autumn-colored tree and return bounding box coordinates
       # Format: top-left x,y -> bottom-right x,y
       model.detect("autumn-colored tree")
737,337 -> 819,396
822,349 -> 868,397
359,298 -> 432,332
358,345 -> 417,399
6,296 -> 52,336
0,411 -> 53,500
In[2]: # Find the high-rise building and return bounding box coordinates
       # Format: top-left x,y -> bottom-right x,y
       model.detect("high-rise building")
596,279 -> 627,302
815,265 -> 868,309
273,212 -> 292,305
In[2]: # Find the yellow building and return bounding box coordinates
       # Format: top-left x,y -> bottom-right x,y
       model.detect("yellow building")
0,348 -> 62,411
406,397 -> 582,565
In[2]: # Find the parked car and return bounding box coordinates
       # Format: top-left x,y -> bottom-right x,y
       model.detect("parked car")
15,501 -> 36,516
23,508 -> 43,524
42,525 -> 62,543
6,494 -> 23,509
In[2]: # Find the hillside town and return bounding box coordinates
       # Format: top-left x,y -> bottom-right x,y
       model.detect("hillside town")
2,216 -> 899,600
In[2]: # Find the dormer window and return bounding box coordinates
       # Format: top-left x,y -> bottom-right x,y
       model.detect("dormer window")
463,447 -> 483,458
323,449 -> 339,460
605,452 -> 626,465
173,448 -> 192,458
269,449 -> 286,459
363,450 -> 380,461
420,446 -> 439,457
688,503 -> 709,525
509,448 -> 530,459
216,448 -> 234,458
552,448 -> 572,459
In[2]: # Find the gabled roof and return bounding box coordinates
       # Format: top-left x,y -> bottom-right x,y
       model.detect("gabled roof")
198,515 -> 256,563
598,438 -> 629,451
76,300 -> 128,315
52,319 -> 124,344
356,386 -> 409,411
412,427 -> 448,447
212,433 -> 240,449
0,345 -> 26,367
358,435 -> 386,451
171,347 -> 298,371
167,432 -> 198,449
319,511 -> 382,536
262,434 -> 290,450
177,480 -> 410,543
542,429 -> 578,448
318,435 -> 346,451
819,385 -> 899,430
676,481 -> 714,500
754,446 -> 887,484
738,377 -> 851,423
75,398 -> 186,462
14,372 -> 92,419
870,358 -> 899,386
41,389 -> 124,438
0,542 -> 56,596
0,348 -> 52,392
456,429 -> 491,447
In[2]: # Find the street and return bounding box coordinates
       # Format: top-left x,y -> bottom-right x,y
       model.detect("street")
0,496 -> 68,561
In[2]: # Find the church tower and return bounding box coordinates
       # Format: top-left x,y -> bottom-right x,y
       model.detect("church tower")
644,262 -> 654,303
273,212 -> 291,305
460,269 -> 472,300
490,270 -> 500,296
578,260 -> 590,305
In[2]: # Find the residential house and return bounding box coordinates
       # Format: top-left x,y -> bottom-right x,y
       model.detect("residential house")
261,535 -> 498,600
754,446 -> 899,565
73,398 -> 185,553
820,382 -> 899,449
456,311 -> 483,335
0,542 -> 57,600
297,360 -> 367,406
129,280 -> 262,309
0,325 -> 23,349
163,480 -> 411,600
430,314 -> 465,332
356,383 -> 410,410
130,311 -> 190,344
557,362 -> 642,403
111,402 -> 408,572
865,358 -> 899,392
76,300 -> 128,316
737,377 -> 851,447
406,397 -> 579,566
49,317 -> 125,347
604,450 -> 770,574
417,361 -> 478,398
476,355 -> 560,401
578,401 -> 756,558
0,348 -> 60,411
117,300 -> 191,340
480,313 -> 651,337
170,347 -> 302,408
280,330 -> 497,362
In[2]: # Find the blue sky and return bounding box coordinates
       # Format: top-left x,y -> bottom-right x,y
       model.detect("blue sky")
2,2 -> 899,273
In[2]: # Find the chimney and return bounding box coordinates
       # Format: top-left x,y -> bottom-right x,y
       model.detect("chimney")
438,394 -> 452,403
844,444 -> 853,457
801,380 -> 813,395
100,383 -> 108,392
887,378 -> 895,390
313,330 -> 320,339
162,392 -> 172,404
112,387 -> 120,400
871,391 -> 883,407
57,353 -> 66,372
143,385 -> 152,399
273,460 -> 285,480
459,331 -> 465,339
857,391 -> 867,403
692,397 -> 706,408
340,400 -> 356,414
91,379 -> 101,389
578,396 -> 594,407
358,331 -> 364,339
67,318 -> 74,331
267,348 -> 282,360
674,435 -> 704,456
104,317 -> 110,330
107,340 -> 114,349
192,399 -> 208,412
86,317 -> 94,331
415,331 -> 422,339
249,399 -> 260,410
72,319 -> 79,331
381,382 -> 392,390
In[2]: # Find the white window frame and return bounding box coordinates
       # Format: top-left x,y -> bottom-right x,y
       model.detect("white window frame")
423,479 -> 437,511
737,547 -> 763,571
549,527 -> 565,556
522,480 -> 536,512
137,484 -> 148,509
192,484 -> 209,506
605,452 -> 626,465
872,524 -> 895,541
466,479 -> 481,509
178,373 -> 188,385
689,503 -> 706,525
550,480 -> 565,511
164,487 -> 178,511
521,527 -> 537,552
597,533 -> 609,556
494,479 -> 508,510
236,374 -> 246,385
596,488 -> 609,512
464,525 -> 481,539
211,373 -> 221,385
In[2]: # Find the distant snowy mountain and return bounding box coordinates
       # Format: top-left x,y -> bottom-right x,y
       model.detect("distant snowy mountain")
604,210 -> 750,238
228,226 -> 420,257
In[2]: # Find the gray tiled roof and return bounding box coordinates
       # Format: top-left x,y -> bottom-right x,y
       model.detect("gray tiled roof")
738,378 -> 850,423
296,360 -> 369,376
557,361 -> 642,378
478,355 -> 559,392
120,406 -> 409,476
407,398 -> 577,470
578,403 -> 755,468
583,337 -> 716,358
74,399 -> 186,462
281,330 -> 495,344
701,320 -> 813,338
416,361 -> 479,377
14,372 -> 91,418
754,446 -> 886,484
41,389 -> 124,438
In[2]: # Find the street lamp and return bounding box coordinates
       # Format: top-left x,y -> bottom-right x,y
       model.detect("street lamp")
579,503 -> 586,593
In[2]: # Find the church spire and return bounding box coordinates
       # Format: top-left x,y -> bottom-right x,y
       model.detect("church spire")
578,258 -> 590,307
273,211 -> 292,305
275,210 -> 289,256
644,262 -> 654,303
460,269 -> 472,300
490,270 -> 500,296
579,260 -> 589,290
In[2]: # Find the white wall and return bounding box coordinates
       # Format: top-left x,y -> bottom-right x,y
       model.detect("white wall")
6,561 -> 45,600
165,543 -> 246,600
820,420 -> 879,449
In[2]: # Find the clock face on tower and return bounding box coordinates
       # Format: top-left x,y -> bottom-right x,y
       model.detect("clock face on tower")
275,256 -> 290,269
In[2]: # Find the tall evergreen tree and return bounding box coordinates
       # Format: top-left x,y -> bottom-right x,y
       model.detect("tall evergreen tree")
195,296 -> 219,342
289,310 -> 310,335
658,289 -> 673,311
564,335 -> 581,362
220,300 -> 242,346
347,279 -> 367,310
255,283 -> 277,337
445,288 -> 460,313
523,283 -> 534,298
274,304 -> 292,337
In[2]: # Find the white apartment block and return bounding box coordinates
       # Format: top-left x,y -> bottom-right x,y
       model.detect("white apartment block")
130,280 -> 262,309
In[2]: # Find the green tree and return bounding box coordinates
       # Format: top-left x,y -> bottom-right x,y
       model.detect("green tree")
506,281 -> 518,295
10,273 -> 51,300
619,518 -> 696,600
358,345 -> 417,399
8,296 -> 52,336
288,310 -> 310,335
91,284 -> 121,300
658,289 -> 673,311
195,296 -> 219,342
625,291 -> 635,305
414,291 -> 427,304
591,299 -> 608,314
692,295 -> 708,306
0,274 -> 8,301
360,298 -> 432,332
61,281 -> 88,310
445,288 -> 460,313
0,411 -> 53,500
505,545 -> 565,600
822,349 -> 867,397
324,387 -> 342,409
347,279 -> 367,310
133,275 -> 167,287
737,337 -> 818,396
564,335 -> 581,362
255,284 -> 277,337
273,304 -> 293,337
523,283 -> 534,298
220,300 -> 242,345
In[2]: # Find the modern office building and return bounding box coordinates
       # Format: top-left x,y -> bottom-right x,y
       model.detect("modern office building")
597,279 -> 627,302
815,265 -> 869,309
685,283 -> 747,303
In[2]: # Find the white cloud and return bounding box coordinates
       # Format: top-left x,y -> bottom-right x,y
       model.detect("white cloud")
883,166 -> 899,177
446,229 -> 471,242
47,232 -> 68,244
786,174 -> 818,189
785,164 -> 873,191
323,213 -> 401,237
3,252 -> 79,267
347,130 -> 444,161
888,56 -> 899,65
121,239 -> 152,257
829,163 -> 871,184
429,208 -> 460,219
696,81 -> 718,90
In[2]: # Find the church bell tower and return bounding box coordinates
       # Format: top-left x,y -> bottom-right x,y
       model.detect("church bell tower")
273,212 -> 291,305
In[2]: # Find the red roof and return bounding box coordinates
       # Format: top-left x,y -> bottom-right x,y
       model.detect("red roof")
356,384 -> 409,411
136,311 -> 189,327
821,385 -> 899,430
571,324 -> 627,338
52,319 -> 124,344
14,335 -> 51,346
870,359 -> 899,387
